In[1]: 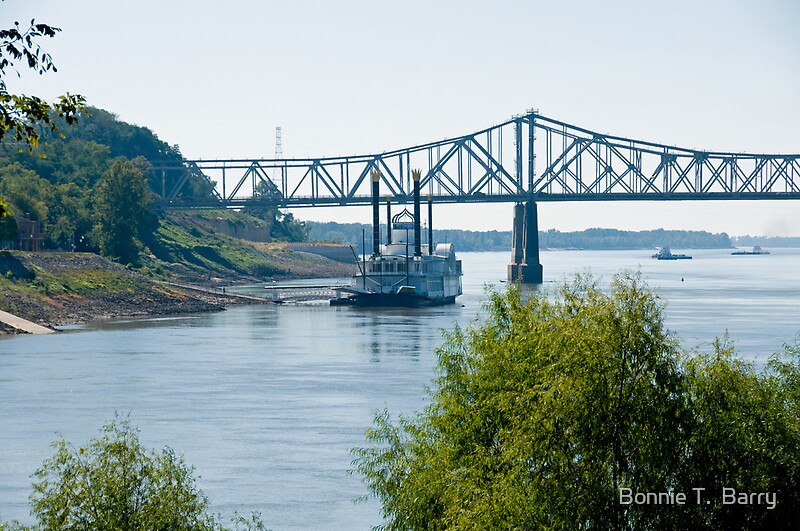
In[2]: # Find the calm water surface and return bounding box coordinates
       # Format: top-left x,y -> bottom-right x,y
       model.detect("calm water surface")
1,249 -> 799,529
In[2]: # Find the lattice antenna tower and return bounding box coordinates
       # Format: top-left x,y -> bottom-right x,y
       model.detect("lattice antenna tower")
274,126 -> 283,159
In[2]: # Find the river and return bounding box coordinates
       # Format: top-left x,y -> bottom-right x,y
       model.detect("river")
1,249 -> 799,529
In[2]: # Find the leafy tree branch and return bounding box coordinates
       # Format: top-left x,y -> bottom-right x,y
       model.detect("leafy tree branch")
0,13 -> 86,151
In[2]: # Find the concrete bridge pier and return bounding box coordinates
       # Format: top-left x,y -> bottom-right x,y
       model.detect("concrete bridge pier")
507,201 -> 543,284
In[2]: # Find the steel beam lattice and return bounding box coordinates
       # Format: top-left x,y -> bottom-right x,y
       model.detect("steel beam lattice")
152,112 -> 800,209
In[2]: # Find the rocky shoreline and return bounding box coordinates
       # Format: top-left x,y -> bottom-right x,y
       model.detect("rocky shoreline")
1,250 -> 352,336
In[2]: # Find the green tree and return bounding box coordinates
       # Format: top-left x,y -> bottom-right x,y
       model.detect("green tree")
30,417 -> 216,530
270,210 -> 307,242
243,180 -> 307,242
0,14 -> 85,150
94,158 -> 155,264
0,416 -> 269,531
243,179 -> 281,222
0,163 -> 54,224
48,182 -> 93,251
1,6 -> 85,221
353,273 -> 800,530
0,196 -> 17,241
677,337 -> 800,529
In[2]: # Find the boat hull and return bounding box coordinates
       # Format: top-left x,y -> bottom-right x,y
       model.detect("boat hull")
330,293 -> 457,308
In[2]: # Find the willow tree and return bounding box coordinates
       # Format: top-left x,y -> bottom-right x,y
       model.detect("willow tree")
354,273 -> 800,530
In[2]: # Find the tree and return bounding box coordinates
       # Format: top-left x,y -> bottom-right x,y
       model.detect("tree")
30,417 -> 216,530
243,179 -> 281,219
1,7 -> 85,221
94,158 -> 156,265
677,337 -> 800,529
0,14 -> 85,150
0,416 -> 269,531
270,210 -> 307,242
0,196 -> 17,241
353,273 -> 800,530
0,163 -> 54,224
243,180 -> 307,242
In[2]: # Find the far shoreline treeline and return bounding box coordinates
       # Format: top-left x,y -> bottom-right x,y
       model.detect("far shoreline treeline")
307,222 -> 798,252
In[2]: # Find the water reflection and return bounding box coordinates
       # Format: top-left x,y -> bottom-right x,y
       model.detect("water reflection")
59,314 -> 206,333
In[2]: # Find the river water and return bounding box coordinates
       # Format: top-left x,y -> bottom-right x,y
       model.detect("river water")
1,249 -> 799,529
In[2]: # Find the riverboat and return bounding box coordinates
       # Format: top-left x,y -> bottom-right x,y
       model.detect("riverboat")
330,170 -> 462,307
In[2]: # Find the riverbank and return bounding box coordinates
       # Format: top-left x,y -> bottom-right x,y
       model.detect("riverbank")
0,250 -> 355,335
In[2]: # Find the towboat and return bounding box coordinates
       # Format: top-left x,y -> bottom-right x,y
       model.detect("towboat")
330,170 -> 462,307
652,246 -> 692,260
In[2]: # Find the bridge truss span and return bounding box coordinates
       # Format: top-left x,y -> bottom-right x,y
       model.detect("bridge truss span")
152,112 -> 800,209
532,115 -> 800,200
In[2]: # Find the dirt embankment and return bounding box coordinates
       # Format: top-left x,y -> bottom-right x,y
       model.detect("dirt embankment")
0,252 -> 266,334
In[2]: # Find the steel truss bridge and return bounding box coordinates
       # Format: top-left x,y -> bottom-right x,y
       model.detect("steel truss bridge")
153,111 -> 800,209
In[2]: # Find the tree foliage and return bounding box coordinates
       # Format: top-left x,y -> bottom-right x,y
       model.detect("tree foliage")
0,106 -> 202,252
678,338 -> 800,529
0,8 -> 84,221
353,273 -> 800,530
0,415 -> 269,531
29,417 -> 216,530
0,15 -> 85,149
0,106 -> 308,252
242,180 -> 307,242
0,163 -> 53,222
0,195 -> 17,241
93,158 -> 156,265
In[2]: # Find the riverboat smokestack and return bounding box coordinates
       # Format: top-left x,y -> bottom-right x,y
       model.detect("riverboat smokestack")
371,170 -> 381,256
386,195 -> 392,245
412,169 -> 422,257
427,194 -> 433,255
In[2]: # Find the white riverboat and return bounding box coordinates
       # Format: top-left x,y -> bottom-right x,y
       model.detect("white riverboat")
330,170 -> 462,307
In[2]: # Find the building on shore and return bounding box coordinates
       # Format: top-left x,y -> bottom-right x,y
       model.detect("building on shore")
15,217 -> 43,252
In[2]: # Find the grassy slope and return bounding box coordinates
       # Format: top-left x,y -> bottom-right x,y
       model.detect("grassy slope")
142,210 -> 355,283
1,252 -> 144,300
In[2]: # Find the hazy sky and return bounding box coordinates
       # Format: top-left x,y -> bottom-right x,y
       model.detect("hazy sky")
4,0 -> 799,235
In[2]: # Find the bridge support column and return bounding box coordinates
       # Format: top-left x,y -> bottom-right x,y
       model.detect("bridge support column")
508,203 -> 524,281
508,201 -> 543,284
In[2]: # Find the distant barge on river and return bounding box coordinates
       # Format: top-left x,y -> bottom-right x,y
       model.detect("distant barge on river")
731,245 -> 770,256
652,247 -> 692,260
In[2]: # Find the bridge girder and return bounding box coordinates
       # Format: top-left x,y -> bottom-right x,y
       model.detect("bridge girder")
151,112 -> 800,209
